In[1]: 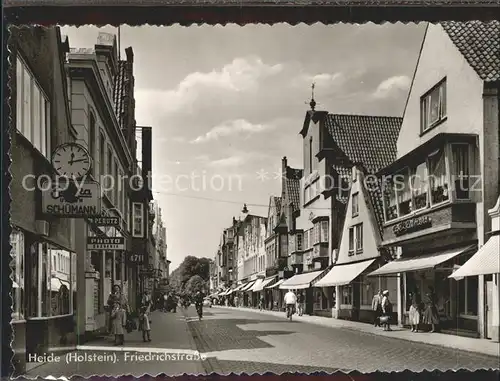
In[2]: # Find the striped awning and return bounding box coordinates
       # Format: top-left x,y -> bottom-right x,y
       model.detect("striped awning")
253,276 -> 277,292
249,278 -> 264,292
233,284 -> 246,292
450,236 -> 500,278
279,270 -> 325,290
240,280 -> 256,291
266,279 -> 284,289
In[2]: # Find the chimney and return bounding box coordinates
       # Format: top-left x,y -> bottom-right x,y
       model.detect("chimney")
125,46 -> 134,63
281,156 -> 287,199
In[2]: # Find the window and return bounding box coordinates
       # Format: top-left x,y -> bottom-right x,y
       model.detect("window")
132,202 -> 144,238
342,284 -> 353,305
458,276 -> 478,315
428,149 -> 449,205
348,227 -> 355,254
99,133 -> 105,179
355,224 -> 363,252
421,79 -> 447,132
313,223 -> 320,244
395,168 -> 412,217
383,178 -> 398,222
304,230 -> 309,250
16,56 -> 50,158
296,233 -> 303,251
452,144 -> 470,200
107,146 -> 113,200
352,193 -> 359,217
411,162 -> 428,210
320,221 -> 329,243
126,198 -> 131,233
119,169 -> 125,216
11,230 -> 25,321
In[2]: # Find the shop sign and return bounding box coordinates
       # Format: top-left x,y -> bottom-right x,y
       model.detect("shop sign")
87,217 -> 120,227
393,216 -> 432,236
42,178 -> 101,218
86,237 -> 125,250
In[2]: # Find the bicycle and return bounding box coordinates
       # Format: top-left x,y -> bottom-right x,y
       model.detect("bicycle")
286,304 -> 294,321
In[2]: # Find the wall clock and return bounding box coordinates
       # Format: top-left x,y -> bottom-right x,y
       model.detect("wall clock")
51,143 -> 92,178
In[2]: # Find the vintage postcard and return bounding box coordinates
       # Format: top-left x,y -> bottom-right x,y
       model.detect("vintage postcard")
3,2 -> 500,379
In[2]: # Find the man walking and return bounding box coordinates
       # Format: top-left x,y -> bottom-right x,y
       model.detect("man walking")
283,289 -> 297,320
372,290 -> 382,327
297,292 -> 305,316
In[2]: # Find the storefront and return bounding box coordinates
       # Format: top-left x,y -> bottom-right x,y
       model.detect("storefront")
11,228 -> 77,372
252,276 -> 278,309
265,279 -> 284,310
279,270 -> 326,315
316,258 -> 390,322
240,280 -> 256,307
449,196 -> 500,341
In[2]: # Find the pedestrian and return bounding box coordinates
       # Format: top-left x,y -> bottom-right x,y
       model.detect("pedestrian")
111,301 -> 126,345
259,295 -> 265,311
381,290 -> 393,331
409,289 -> 421,333
163,292 -> 168,312
139,304 -> 152,342
106,284 -> 130,335
371,290 -> 382,327
422,286 -> 439,332
234,295 -> 239,308
283,289 -> 297,320
297,292 -> 305,316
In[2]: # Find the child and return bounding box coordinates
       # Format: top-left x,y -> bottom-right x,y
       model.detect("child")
140,305 -> 151,342
111,301 -> 126,345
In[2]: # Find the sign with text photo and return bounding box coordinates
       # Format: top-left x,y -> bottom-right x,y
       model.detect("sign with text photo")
86,237 -> 125,250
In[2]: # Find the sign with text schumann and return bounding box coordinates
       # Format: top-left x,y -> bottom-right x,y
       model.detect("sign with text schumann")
87,237 -> 125,250
42,178 -> 101,217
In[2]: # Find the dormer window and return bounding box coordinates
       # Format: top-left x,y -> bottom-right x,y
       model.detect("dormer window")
421,79 -> 447,133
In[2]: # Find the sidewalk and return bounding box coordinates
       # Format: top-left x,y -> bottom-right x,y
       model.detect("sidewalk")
214,305 -> 500,358
24,309 -> 207,377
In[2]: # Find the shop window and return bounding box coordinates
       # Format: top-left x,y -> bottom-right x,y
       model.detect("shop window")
360,276 -> 377,306
352,193 -> 359,217
421,79 -> 447,133
458,276 -> 478,316
395,168 -> 412,217
452,144 -> 470,200
16,56 -> 51,158
383,177 -> 398,222
11,230 -> 25,321
132,202 -> 144,238
428,149 -> 449,205
411,162 -> 428,210
342,285 -> 353,305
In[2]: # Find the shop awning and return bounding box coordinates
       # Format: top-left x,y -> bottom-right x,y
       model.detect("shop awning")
266,279 -> 284,289
315,259 -> 376,287
367,245 -> 476,277
50,277 -> 62,292
249,278 -> 264,292
240,280 -> 256,291
60,280 -> 70,289
449,236 -> 500,279
233,284 -> 246,292
254,276 -> 277,292
279,270 -> 324,290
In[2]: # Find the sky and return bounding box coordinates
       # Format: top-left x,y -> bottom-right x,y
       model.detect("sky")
62,23 -> 426,271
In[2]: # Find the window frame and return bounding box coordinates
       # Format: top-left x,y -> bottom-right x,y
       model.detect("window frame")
352,192 -> 359,217
355,223 -> 363,253
15,55 -> 51,159
450,143 -> 471,201
420,78 -> 447,134
132,202 -> 145,238
348,227 -> 355,255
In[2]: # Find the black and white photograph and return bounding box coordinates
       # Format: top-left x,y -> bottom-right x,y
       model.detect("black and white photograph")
5,17 -> 500,378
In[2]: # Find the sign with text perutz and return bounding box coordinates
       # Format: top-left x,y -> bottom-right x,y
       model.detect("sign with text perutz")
41,178 -> 101,218
87,217 -> 120,227
87,237 -> 125,250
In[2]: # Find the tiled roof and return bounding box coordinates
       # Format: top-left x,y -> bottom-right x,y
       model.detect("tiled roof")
113,60 -> 127,130
441,21 -> 500,82
286,166 -> 303,212
364,176 -> 385,236
325,114 -> 402,174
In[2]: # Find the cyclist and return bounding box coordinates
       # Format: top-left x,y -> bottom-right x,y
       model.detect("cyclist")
193,290 -> 205,320
283,289 -> 297,321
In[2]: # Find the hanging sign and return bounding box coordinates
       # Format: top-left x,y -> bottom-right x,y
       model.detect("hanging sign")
41,178 -> 101,218
87,217 -> 120,227
86,237 -> 125,250
128,253 -> 144,265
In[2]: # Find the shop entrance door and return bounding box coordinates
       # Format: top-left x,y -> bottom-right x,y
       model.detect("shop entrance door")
486,280 -> 493,339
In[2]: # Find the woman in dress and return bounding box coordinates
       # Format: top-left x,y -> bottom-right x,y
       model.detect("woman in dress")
107,285 -> 130,337
408,290 -> 421,333
422,286 -> 439,332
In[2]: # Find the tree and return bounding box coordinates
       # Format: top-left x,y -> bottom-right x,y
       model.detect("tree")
169,256 -> 211,295
184,275 -> 207,295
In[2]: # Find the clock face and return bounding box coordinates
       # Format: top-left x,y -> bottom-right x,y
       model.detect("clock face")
51,143 -> 92,178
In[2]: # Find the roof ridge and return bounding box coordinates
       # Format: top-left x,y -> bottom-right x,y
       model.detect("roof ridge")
329,113 -> 403,120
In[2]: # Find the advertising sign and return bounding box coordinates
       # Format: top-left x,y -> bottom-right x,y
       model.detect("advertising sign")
87,217 -> 120,227
42,178 -> 101,218
87,237 -> 125,250
128,253 -> 144,265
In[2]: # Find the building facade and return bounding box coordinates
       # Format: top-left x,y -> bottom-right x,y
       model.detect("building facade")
369,21 -> 499,339
10,26 -> 77,375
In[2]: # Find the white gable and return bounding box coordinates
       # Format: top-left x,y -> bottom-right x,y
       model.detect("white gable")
397,23 -> 484,158
337,168 -> 381,265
